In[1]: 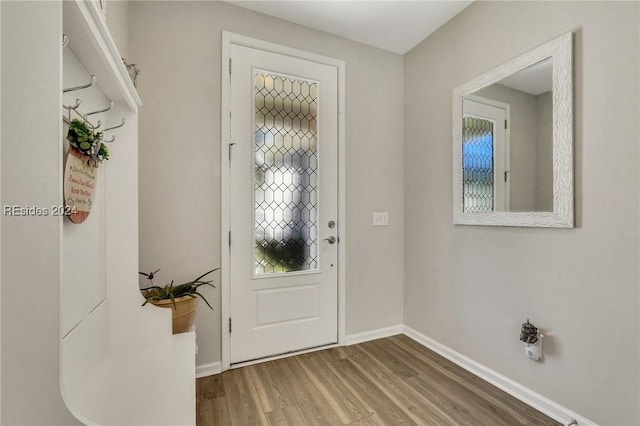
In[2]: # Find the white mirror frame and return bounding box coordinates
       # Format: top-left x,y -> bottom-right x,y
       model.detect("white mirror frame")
452,32 -> 573,228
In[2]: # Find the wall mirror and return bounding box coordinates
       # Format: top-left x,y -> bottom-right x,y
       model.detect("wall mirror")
452,33 -> 573,227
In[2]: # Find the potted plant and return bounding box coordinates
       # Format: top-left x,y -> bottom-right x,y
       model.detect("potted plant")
139,268 -> 218,334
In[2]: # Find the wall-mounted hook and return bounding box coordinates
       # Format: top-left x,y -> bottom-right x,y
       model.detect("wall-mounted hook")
62,113 -> 101,131
102,118 -> 125,132
62,34 -> 69,48
85,101 -> 113,118
63,75 -> 97,93
63,99 -> 82,111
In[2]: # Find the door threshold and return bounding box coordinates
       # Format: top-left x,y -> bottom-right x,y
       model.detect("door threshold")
230,341 -> 339,369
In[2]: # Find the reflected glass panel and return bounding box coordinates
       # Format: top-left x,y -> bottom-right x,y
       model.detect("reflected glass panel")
463,116 -> 494,213
254,71 -> 319,275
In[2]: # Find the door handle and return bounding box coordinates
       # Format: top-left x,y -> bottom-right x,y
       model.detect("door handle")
324,236 -> 336,244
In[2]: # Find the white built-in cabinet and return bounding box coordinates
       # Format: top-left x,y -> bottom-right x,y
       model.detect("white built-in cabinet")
60,2 -> 196,425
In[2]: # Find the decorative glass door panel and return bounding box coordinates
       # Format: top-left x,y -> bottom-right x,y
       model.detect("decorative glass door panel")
462,116 -> 494,213
461,97 -> 508,213
254,71 -> 319,275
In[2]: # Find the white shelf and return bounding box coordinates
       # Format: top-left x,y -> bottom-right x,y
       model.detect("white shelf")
63,0 -> 141,111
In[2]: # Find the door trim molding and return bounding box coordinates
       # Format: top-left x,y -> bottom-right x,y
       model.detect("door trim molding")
221,31 -> 346,371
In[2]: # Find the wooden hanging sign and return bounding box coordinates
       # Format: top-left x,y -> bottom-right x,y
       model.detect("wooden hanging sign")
64,147 -> 97,224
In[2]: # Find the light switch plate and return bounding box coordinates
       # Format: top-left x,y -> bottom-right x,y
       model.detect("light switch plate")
373,212 -> 388,226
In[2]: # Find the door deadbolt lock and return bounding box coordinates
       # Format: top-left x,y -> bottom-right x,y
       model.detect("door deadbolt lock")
324,236 -> 336,244
328,220 -> 336,228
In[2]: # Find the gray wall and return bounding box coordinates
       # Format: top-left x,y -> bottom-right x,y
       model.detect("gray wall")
129,1 -> 405,368
404,2 -> 639,425
105,1 -> 130,60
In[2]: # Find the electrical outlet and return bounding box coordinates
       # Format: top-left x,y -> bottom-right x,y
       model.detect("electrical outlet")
373,212 -> 388,226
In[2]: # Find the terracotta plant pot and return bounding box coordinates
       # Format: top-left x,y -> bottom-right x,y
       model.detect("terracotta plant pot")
149,296 -> 197,334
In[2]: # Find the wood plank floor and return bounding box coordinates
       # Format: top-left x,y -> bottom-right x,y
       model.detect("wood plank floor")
197,335 -> 559,425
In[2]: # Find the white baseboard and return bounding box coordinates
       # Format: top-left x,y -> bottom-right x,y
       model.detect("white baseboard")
196,361 -> 222,378
402,325 -> 597,426
344,324 -> 404,346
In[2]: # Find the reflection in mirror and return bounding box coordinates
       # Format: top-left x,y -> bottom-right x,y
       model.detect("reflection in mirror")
452,32 -> 573,227
463,58 -> 553,213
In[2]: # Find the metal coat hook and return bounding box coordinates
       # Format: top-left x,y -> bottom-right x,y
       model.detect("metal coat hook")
62,34 -> 69,48
63,98 -> 82,111
63,75 -> 97,93
62,99 -> 101,130
85,101 -> 113,118
62,113 -> 101,131
102,118 -> 125,132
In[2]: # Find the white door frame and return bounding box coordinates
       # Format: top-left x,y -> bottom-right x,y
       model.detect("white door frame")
220,32 -> 346,371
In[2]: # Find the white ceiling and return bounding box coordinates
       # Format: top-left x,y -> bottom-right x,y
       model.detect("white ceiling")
498,57 -> 553,96
226,1 -> 474,54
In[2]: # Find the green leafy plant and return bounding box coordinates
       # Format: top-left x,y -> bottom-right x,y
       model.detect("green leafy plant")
66,119 -> 109,164
98,142 -> 109,161
140,268 -> 218,310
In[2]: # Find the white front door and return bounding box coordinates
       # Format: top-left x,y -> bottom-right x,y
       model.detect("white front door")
229,44 -> 339,364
